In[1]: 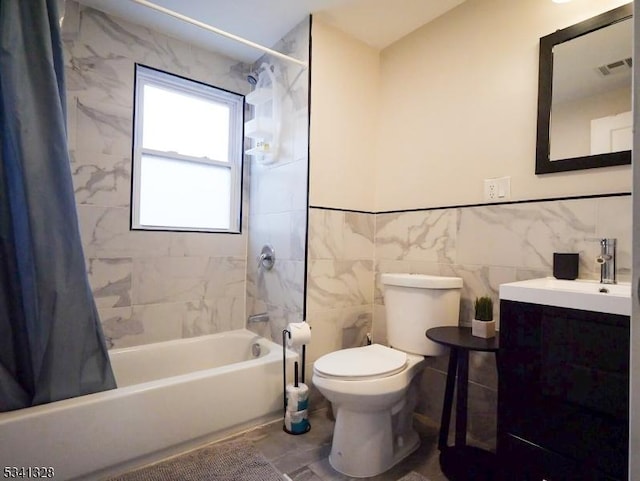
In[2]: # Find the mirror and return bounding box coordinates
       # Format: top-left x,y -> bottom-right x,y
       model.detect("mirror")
535,4 -> 632,174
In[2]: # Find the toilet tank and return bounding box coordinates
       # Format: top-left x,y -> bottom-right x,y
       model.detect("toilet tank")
381,273 -> 462,356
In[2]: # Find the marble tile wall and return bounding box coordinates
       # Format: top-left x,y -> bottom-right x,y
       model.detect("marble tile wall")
305,209 -> 375,365
307,193 -> 631,445
245,20 -> 310,342
62,1 -> 252,348
374,195 -> 631,333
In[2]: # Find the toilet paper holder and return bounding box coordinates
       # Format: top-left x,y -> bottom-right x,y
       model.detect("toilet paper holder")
282,326 -> 311,435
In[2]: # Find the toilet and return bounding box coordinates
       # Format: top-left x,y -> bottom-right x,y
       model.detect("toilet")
312,273 -> 462,478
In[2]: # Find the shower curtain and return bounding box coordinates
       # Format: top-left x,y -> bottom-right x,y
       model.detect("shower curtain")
0,0 -> 116,412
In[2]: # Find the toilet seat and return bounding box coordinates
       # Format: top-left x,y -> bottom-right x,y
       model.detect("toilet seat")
314,344 -> 407,380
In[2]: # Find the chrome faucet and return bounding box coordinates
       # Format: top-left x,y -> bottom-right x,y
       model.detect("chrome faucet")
595,238 -> 617,284
257,244 -> 275,270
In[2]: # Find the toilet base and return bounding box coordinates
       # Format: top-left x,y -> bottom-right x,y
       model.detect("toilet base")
328,408 -> 420,478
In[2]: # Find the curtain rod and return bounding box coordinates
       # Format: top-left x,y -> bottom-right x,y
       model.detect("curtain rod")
130,0 -> 308,68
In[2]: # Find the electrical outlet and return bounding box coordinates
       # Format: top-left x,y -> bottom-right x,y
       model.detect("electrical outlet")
484,180 -> 497,200
484,176 -> 511,202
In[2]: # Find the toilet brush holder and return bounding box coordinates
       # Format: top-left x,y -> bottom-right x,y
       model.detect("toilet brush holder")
282,329 -> 311,435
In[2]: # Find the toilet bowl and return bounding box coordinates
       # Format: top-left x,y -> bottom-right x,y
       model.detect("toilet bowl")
312,273 -> 462,478
313,344 -> 425,477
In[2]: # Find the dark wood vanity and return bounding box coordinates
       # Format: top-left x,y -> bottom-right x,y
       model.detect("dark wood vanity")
497,300 -> 629,480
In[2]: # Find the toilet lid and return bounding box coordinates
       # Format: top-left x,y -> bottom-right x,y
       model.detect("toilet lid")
314,344 -> 407,379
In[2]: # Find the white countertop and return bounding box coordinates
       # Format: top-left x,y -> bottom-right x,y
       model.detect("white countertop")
499,277 -> 631,316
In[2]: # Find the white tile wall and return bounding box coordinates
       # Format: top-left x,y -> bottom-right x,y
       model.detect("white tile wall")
245,19 -> 310,341
63,2 -> 251,348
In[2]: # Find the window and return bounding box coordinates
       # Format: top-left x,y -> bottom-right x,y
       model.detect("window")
132,65 -> 244,233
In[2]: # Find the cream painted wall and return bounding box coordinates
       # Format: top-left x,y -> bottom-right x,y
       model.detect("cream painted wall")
309,20 -> 379,212
375,0 -> 632,212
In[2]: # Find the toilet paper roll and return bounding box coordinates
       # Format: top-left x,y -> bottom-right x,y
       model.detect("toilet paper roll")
286,322 -> 311,347
286,383 -> 309,411
284,409 -> 309,434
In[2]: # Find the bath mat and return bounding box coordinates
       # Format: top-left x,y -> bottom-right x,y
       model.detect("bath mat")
109,438 -> 284,481
396,472 -> 431,481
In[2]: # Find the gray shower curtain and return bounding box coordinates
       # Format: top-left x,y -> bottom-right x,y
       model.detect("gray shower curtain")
0,0 -> 116,412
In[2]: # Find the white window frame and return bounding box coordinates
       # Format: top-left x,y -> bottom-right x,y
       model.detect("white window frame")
131,64 -> 244,233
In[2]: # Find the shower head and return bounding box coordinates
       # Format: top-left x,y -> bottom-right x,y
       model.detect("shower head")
247,64 -> 274,86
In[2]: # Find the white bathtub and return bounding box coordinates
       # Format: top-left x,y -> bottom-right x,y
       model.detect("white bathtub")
0,329 -> 297,480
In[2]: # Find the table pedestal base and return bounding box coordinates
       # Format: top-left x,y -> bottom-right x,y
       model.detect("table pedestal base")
424,327 -> 500,481
439,446 -> 496,481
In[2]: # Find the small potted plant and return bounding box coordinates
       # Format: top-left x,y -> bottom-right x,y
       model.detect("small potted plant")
472,295 -> 496,338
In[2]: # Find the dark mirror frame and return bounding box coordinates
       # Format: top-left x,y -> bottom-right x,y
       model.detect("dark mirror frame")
535,4 -> 633,175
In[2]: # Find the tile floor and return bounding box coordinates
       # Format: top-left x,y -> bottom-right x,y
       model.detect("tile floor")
225,408 -> 469,481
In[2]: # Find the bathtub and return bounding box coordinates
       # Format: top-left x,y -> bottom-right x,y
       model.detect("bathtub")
0,329 -> 297,480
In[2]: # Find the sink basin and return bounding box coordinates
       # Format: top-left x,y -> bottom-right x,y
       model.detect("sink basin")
499,277 -> 631,316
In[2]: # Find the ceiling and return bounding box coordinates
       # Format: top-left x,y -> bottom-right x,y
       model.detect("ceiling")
75,0 -> 466,63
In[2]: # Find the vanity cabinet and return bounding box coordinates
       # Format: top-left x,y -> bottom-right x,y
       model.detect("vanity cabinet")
497,300 -> 629,481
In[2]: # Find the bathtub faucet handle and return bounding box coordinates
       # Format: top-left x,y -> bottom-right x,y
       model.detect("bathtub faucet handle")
257,244 -> 275,270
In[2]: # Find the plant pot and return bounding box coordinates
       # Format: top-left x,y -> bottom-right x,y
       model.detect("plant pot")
472,319 -> 496,338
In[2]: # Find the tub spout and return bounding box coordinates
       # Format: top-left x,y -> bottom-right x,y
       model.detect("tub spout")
248,312 -> 269,323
